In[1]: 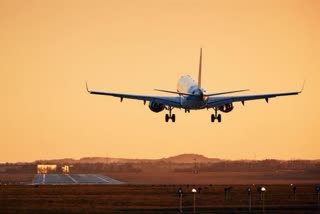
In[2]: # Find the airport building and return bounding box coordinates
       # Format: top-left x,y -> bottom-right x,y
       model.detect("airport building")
37,164 -> 57,174
37,164 -> 70,174
61,165 -> 70,173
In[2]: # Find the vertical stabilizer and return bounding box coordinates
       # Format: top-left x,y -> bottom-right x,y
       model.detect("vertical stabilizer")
198,48 -> 202,88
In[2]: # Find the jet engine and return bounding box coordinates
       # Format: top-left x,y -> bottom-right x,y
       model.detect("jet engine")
149,102 -> 165,113
218,103 -> 234,113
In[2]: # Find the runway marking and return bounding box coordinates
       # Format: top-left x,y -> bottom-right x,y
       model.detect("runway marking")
93,175 -> 110,183
32,174 -> 122,185
66,174 -> 78,184
42,174 -> 46,184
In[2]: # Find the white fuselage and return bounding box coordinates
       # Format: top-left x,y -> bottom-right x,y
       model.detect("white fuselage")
177,75 -> 207,109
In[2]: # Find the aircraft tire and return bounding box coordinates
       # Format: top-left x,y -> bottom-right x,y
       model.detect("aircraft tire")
211,114 -> 215,122
165,114 -> 169,122
172,114 -> 176,122
218,114 -> 222,123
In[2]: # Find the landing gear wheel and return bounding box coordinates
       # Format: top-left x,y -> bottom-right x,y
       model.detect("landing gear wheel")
217,114 -> 222,123
211,114 -> 215,123
165,114 -> 169,122
165,107 -> 175,123
172,114 -> 176,123
211,108 -> 222,123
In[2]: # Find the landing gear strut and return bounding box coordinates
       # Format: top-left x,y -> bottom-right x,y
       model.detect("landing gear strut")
211,107 -> 221,123
165,107 -> 175,122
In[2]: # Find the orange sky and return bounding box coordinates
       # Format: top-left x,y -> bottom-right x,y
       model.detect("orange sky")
1,0 -> 319,162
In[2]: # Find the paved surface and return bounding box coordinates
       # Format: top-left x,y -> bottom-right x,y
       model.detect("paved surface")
32,174 -> 123,185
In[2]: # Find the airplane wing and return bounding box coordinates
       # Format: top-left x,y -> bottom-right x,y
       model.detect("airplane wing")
207,91 -> 301,108
86,84 -> 181,108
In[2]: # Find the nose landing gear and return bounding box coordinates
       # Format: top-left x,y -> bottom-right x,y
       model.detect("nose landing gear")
165,107 -> 176,122
211,107 -> 221,123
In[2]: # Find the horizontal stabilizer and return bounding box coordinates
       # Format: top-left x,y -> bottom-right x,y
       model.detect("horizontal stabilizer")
205,89 -> 249,97
154,89 -> 194,96
155,88 -> 249,97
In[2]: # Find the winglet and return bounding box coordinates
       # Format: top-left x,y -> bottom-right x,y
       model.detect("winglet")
198,48 -> 202,89
85,81 -> 90,93
300,80 -> 306,93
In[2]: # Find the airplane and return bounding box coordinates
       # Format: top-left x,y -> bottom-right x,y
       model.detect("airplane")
86,48 -> 302,123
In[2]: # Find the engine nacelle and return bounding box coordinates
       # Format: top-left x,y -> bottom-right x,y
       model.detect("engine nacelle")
218,103 -> 234,113
149,102 -> 165,113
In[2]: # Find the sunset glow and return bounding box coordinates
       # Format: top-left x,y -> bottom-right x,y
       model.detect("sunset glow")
1,0 -> 319,162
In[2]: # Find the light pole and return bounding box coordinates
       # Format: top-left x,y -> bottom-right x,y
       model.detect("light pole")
290,184 -> 297,201
247,187 -> 252,212
260,187 -> 266,213
316,185 -> 320,211
224,187 -> 228,201
192,188 -> 197,213
224,186 -> 232,201
178,187 -> 183,213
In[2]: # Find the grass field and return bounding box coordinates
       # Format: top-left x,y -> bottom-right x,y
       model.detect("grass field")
1,168 -> 320,185
107,171 -> 320,185
1,184 -> 319,213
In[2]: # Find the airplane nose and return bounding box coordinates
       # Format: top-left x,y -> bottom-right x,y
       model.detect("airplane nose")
194,89 -> 203,96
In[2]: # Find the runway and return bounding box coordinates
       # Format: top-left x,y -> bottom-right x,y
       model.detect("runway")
32,174 -> 123,185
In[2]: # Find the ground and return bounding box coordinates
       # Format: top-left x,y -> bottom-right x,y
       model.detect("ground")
1,184 -> 319,213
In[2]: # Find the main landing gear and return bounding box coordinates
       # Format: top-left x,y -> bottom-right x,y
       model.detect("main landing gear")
211,107 -> 221,123
165,107 -> 175,122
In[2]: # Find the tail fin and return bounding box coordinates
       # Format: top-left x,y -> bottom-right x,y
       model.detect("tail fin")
198,48 -> 202,88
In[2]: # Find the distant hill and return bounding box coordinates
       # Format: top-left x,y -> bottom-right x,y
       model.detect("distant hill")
31,154 -> 320,165
33,154 -> 221,164
163,154 -> 220,163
